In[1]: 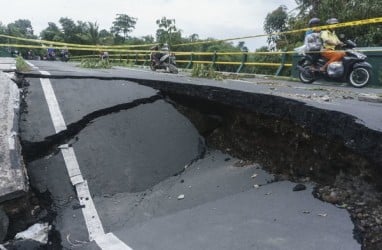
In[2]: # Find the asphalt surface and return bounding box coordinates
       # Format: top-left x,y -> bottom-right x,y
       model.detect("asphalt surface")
24,60 -> 382,132
4,59 -> 372,249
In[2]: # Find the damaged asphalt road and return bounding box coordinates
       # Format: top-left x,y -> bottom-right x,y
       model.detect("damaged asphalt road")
18,70 -> 204,248
7,60 -> 381,249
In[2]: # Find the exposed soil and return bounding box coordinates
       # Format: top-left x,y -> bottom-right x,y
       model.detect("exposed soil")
167,93 -> 382,250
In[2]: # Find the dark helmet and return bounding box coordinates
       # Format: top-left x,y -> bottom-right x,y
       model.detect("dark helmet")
308,17 -> 320,27
326,18 -> 339,25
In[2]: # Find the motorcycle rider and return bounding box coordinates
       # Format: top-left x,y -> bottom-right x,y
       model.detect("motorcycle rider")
47,45 -> 55,60
151,44 -> 167,66
60,47 -> 69,60
100,51 -> 109,60
150,45 -> 160,65
320,18 -> 345,71
304,17 -> 322,66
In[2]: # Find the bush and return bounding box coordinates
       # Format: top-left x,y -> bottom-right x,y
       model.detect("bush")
15,56 -> 31,72
79,59 -> 112,69
191,64 -> 222,80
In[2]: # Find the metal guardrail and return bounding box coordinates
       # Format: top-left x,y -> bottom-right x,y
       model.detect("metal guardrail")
3,16 -> 382,77
71,51 -> 292,76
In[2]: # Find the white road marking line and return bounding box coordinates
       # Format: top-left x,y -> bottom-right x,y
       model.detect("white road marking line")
35,68 -> 132,249
60,146 -> 84,185
96,233 -> 134,250
76,181 -> 105,240
25,61 -> 38,69
39,71 -> 67,133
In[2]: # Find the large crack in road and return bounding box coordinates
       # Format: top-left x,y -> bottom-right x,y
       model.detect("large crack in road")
165,92 -> 382,250
21,94 -> 163,162
3,73 -> 382,249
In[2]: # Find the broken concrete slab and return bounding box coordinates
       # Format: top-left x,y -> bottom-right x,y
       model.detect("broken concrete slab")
358,93 -> 382,103
0,57 -> 16,71
0,72 -> 28,202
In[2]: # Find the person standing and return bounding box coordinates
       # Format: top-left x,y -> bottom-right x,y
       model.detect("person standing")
320,18 -> 345,71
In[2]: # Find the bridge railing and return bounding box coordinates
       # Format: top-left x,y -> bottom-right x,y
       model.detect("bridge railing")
71,50 -> 293,76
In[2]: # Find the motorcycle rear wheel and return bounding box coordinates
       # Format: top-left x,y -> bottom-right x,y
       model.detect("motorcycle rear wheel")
299,65 -> 315,83
150,62 -> 156,71
349,67 -> 370,88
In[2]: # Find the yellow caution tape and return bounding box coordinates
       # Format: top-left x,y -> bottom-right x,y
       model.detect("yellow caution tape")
172,16 -> 382,47
0,34 -> 158,49
1,16 -> 381,56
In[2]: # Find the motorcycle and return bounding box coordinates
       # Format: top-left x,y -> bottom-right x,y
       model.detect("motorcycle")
60,51 -> 69,62
150,49 -> 178,74
296,40 -> 372,88
47,51 -> 56,61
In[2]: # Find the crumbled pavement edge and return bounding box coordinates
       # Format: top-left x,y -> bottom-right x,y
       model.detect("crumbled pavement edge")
0,71 -> 28,203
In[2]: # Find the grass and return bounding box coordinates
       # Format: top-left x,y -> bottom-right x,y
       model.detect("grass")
79,59 -> 112,69
191,64 -> 223,80
190,64 -> 300,83
15,56 -> 31,72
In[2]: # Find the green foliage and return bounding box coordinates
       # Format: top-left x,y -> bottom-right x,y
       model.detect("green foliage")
191,64 -> 222,80
111,14 -> 137,43
79,59 -> 112,69
292,0 -> 382,46
3,19 -> 37,56
244,46 -> 284,75
83,22 -> 100,45
110,60 -> 136,68
40,22 -> 63,41
264,5 -> 289,49
155,17 -> 182,45
3,2 -> 381,78
59,17 -> 81,44
15,56 -> 31,72
124,35 -> 155,46
7,19 -> 35,38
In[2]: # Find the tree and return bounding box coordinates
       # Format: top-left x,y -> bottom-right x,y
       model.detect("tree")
188,33 -> 199,42
263,5 -> 289,50
0,22 -> 6,33
111,14 -> 137,42
0,22 -> 7,44
7,19 -> 35,38
124,35 -> 155,46
141,35 -> 155,44
84,22 -> 100,45
59,17 -> 80,43
99,29 -> 114,45
155,17 -> 182,45
237,41 -> 248,51
292,0 -> 382,46
295,0 -> 321,16
40,22 -> 63,41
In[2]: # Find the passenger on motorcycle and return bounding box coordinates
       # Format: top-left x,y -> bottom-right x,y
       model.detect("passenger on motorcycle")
151,45 -> 162,66
320,18 -> 345,71
304,18 -> 322,65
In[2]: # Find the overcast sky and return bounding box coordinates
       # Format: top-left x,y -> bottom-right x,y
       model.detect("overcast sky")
0,0 -> 297,51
